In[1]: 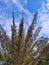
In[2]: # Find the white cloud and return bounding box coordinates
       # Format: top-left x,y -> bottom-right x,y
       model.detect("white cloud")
0,17 -> 12,37
0,0 -> 40,37
3,0 -> 10,3
12,0 -> 33,26
46,3 -> 49,9
23,0 -> 28,4
0,0 -> 34,37
1,0 -> 49,38
37,1 -> 49,37
0,16 -> 20,37
46,0 -> 49,9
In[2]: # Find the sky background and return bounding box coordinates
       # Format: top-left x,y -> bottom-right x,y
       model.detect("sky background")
0,0 -> 49,38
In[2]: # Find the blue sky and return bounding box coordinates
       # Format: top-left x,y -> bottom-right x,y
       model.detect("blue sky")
0,0 -> 49,38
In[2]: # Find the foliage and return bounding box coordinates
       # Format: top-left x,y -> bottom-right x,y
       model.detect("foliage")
0,12 -> 49,65
39,62 -> 49,65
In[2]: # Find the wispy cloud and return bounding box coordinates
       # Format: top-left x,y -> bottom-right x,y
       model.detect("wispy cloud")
1,0 -> 49,38
46,0 -> 49,9
12,0 -> 33,25
0,0 -> 34,37
37,1 -> 49,37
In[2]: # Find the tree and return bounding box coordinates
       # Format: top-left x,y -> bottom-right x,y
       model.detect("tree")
0,12 -> 49,65
10,12 -> 17,65
25,12 -> 38,52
